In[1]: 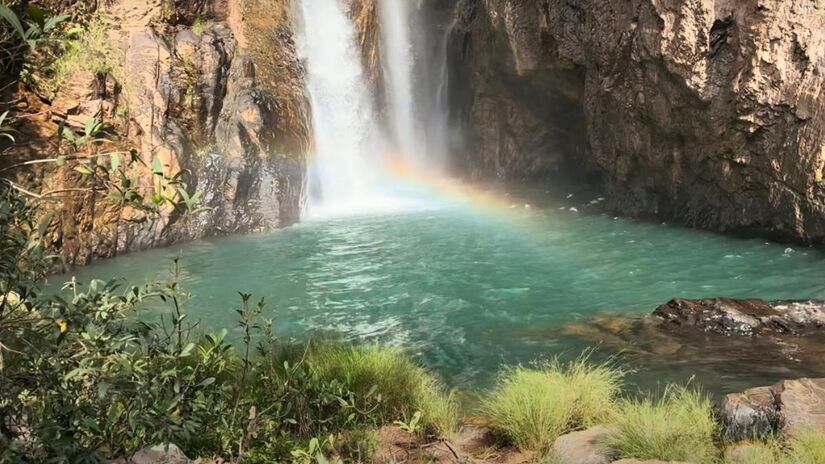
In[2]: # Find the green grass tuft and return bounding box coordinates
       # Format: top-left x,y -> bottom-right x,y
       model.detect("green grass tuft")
480,356 -> 625,454
724,440 -> 782,464
605,384 -> 717,463
786,430 -> 825,464
307,344 -> 458,437
40,14 -> 123,97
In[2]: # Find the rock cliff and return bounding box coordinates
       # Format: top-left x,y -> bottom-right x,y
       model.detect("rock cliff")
2,0 -> 310,267
447,0 -> 825,243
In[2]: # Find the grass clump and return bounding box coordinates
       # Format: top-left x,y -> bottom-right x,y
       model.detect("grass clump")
724,432 -> 825,464
39,13 -> 122,97
786,430 -> 825,464
724,440 -> 782,464
480,356 -> 625,454
605,384 -> 717,463
307,344 -> 459,437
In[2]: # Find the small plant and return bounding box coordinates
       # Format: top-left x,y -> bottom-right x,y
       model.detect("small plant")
395,411 -> 423,434
36,13 -> 123,97
604,384 -> 717,463
0,111 -> 14,142
192,16 -> 213,38
481,355 -> 625,454
0,4 -> 68,51
290,436 -> 340,464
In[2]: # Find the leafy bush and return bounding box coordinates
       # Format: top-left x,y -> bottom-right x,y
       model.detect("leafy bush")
605,384 -> 717,463
480,356 -> 625,453
0,190 -> 454,462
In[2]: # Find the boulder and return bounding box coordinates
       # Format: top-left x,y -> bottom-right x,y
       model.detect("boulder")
653,298 -> 825,336
721,386 -> 779,441
129,444 -> 191,464
773,378 -> 825,436
721,378 -> 825,440
552,426 -> 616,464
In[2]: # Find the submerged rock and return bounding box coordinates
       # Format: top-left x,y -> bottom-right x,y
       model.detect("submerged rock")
653,298 -> 825,336
722,378 -> 825,441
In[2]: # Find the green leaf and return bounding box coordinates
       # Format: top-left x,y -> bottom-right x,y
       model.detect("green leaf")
38,212 -> 53,237
74,165 -> 93,175
198,377 -> 216,388
84,118 -> 96,137
110,153 -> 120,173
56,155 -> 66,166
152,157 -> 164,175
42,14 -> 69,33
26,6 -> 46,28
0,5 -> 27,42
180,342 -> 195,357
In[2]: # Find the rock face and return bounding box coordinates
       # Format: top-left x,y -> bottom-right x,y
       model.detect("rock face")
722,378 -> 825,441
4,0 -> 310,266
446,0 -> 825,243
653,298 -> 825,336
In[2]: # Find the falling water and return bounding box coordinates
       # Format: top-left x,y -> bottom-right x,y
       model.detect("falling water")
378,0 -> 420,161
299,0 -> 454,217
299,0 -> 383,216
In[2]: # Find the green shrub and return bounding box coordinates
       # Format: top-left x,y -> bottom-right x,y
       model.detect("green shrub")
307,344 -> 459,437
480,356 -> 625,453
605,385 -> 717,463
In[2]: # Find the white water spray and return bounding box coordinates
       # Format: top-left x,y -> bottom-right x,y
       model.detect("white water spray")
299,0 -> 384,217
299,0 -> 454,217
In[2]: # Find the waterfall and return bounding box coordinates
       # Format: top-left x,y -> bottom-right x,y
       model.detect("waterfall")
378,0 -> 419,161
299,0 -> 454,217
299,0 -> 383,217
379,0 -> 451,172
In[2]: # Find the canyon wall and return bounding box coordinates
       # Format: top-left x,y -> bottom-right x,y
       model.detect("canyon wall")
2,0 -> 310,267
448,0 -> 825,243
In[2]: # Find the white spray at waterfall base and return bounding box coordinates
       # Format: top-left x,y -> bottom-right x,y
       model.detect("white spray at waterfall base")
298,0 -> 454,219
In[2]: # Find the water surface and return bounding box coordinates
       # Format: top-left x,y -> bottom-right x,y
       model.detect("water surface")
59,192 -> 825,393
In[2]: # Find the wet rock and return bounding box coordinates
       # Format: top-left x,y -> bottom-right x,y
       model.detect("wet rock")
552,426 -> 616,464
722,378 -> 825,440
653,298 -> 825,336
